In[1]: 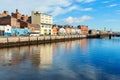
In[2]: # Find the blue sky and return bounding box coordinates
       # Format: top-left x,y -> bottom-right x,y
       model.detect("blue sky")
0,0 -> 120,31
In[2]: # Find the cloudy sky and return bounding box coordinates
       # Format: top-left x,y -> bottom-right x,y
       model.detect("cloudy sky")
0,0 -> 120,31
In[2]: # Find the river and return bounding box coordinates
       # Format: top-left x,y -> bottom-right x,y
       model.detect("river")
0,37 -> 120,80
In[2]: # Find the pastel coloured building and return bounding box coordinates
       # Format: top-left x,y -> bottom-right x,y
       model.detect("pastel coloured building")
52,25 -> 58,35
32,11 -> 53,35
78,25 -> 89,35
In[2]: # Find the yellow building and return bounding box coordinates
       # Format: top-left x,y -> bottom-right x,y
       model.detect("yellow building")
32,11 -> 53,35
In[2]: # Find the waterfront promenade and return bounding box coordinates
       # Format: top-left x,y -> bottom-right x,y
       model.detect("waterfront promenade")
0,35 -> 87,48
0,33 -> 118,48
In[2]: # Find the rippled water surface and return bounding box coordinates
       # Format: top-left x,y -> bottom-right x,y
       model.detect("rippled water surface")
0,38 -> 120,80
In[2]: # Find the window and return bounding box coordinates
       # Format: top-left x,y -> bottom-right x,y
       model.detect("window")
44,29 -> 47,31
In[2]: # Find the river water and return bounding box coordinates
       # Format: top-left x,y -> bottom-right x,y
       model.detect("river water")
0,37 -> 120,80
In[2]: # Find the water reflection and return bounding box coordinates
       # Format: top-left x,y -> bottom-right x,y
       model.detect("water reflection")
39,44 -> 53,68
0,39 -> 89,68
80,39 -> 88,53
0,47 -> 29,65
0,44 -> 53,69
0,38 -> 120,80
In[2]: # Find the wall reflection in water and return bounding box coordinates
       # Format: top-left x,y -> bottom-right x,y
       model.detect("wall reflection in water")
0,39 -> 88,67
0,47 -> 29,65
30,44 -> 53,69
0,44 -> 53,69
0,39 -> 120,80
80,39 -> 88,53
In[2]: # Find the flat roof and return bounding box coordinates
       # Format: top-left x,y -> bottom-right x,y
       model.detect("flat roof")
32,11 -> 52,16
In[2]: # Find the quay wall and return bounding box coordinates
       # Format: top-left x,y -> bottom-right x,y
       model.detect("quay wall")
0,35 -> 87,48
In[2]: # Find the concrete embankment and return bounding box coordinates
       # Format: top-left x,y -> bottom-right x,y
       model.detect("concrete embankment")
0,35 -> 87,48
87,34 -> 111,39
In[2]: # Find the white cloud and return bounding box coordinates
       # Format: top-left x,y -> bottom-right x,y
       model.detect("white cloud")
0,0 -> 72,16
36,3 -> 92,17
50,6 -> 93,16
80,8 -> 93,11
34,0 -> 80,16
76,0 -> 96,3
40,5 -> 78,16
109,4 -> 118,7
36,0 -> 71,7
35,0 -> 94,17
51,6 -> 78,16
35,0 -> 71,12
0,0 -> 94,17
102,1 -> 110,3
63,15 -> 93,24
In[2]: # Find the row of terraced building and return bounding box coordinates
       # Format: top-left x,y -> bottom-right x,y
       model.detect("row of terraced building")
0,9 -> 89,36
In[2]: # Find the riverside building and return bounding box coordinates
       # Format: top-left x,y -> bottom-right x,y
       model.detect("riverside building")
31,11 -> 53,35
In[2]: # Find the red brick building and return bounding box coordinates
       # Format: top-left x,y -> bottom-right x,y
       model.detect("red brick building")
30,24 -> 40,32
0,9 -> 41,33
0,11 -> 9,17
0,16 -> 20,28
11,9 -> 22,19
18,19 -> 31,28
78,25 -> 89,34
0,9 -> 34,29
11,9 -> 28,22
52,25 -> 58,35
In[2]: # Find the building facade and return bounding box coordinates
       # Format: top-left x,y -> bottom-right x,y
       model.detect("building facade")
0,11 -> 9,17
12,9 -> 28,22
0,9 -> 30,28
0,25 -> 31,36
89,29 -> 98,35
65,27 -> 72,35
58,27 -> 66,35
32,11 -> 53,35
0,16 -> 20,28
78,25 -> 89,35
52,25 -> 58,35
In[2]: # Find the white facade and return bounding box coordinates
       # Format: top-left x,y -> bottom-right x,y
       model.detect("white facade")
71,28 -> 76,34
0,25 -> 4,30
4,25 -> 11,33
75,28 -> 81,34
0,25 -> 12,33
59,28 -> 66,35
32,11 -> 53,35
40,24 -> 52,35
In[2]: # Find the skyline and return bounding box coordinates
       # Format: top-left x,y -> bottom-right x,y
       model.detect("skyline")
0,0 -> 120,31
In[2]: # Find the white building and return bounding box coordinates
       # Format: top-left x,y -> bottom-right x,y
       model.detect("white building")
58,28 -> 66,35
75,28 -> 81,34
32,11 -> 53,35
71,28 -> 76,35
4,25 -> 11,33
0,25 -> 12,36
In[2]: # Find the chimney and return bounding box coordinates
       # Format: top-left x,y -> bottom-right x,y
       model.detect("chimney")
3,11 -> 7,14
3,11 -> 8,14
16,9 -> 19,13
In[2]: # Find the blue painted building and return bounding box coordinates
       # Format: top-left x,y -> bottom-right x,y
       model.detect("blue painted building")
1,25 -> 31,36
11,28 -> 31,36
